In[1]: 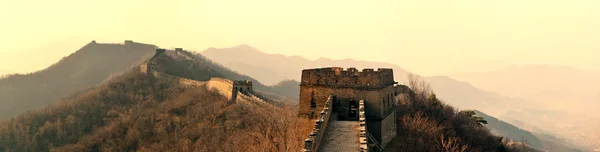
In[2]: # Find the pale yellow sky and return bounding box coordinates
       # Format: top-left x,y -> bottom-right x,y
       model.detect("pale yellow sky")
1,0 -> 599,76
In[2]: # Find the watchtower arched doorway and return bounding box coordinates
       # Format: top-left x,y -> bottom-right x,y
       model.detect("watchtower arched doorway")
348,100 -> 358,120
310,91 -> 316,119
310,93 -> 316,108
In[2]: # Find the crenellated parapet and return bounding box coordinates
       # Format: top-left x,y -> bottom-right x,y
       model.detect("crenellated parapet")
233,80 -> 253,86
359,100 -> 369,152
140,47 -> 200,76
300,67 -> 396,89
232,80 -> 254,103
303,95 -> 333,152
150,48 -> 166,62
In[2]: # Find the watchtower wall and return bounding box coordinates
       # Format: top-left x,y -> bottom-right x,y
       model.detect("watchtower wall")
299,67 -> 398,120
232,80 -> 253,103
141,48 -> 166,76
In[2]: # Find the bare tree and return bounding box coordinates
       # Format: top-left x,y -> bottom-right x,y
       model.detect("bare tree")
407,73 -> 433,103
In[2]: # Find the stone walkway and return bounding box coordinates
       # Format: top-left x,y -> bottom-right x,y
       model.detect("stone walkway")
318,113 -> 360,152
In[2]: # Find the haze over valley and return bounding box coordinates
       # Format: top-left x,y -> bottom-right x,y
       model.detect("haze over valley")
200,44 -> 600,150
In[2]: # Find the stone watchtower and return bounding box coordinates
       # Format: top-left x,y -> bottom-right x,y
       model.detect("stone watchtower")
298,67 -> 408,147
232,80 -> 253,102
141,48 -> 166,75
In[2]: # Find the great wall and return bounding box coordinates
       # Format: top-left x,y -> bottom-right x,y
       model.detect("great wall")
300,67 -> 411,152
140,45 -> 266,106
139,41 -> 410,151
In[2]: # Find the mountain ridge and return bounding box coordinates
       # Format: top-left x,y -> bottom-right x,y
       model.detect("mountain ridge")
0,40 -> 156,119
450,63 -> 600,149
0,55 -> 311,151
450,64 -> 600,111
202,45 -> 411,85
201,45 -> 542,116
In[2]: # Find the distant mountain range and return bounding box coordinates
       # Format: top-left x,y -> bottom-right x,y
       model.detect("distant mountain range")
201,44 -> 593,151
201,45 -> 542,116
452,65 -> 600,149
451,65 -> 600,115
475,110 -> 584,152
202,44 -> 412,85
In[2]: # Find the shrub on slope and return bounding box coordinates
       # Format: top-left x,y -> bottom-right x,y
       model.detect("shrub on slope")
0,68 -> 311,152
391,74 -> 506,152
0,41 -> 155,119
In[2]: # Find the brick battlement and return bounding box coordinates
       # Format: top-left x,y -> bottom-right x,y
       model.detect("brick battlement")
232,80 -> 253,103
233,80 -> 253,86
300,67 -> 396,88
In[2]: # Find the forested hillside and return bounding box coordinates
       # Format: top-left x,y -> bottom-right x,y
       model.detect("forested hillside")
389,75 -> 507,151
0,42 -> 561,152
0,47 -> 311,152
0,41 -> 155,119
0,68 -> 311,152
0,42 -> 299,120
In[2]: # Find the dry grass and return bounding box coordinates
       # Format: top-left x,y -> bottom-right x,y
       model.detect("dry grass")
0,70 -> 312,152
392,73 -> 507,152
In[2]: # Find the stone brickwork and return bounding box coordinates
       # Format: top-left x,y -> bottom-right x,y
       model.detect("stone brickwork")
380,109 -> 397,147
298,67 -> 411,149
140,63 -> 149,75
232,80 -> 253,103
124,40 -> 133,45
141,48 -> 166,76
359,100 -> 368,152
233,80 -> 253,94
303,96 -> 333,152
300,67 -> 395,89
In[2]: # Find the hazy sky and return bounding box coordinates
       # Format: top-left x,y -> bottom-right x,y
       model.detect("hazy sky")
1,0 -> 599,76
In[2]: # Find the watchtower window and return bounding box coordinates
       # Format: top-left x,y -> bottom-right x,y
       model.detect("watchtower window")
388,95 -> 392,107
390,94 -> 395,107
310,91 -> 316,108
390,94 -> 394,104
383,97 -> 386,109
